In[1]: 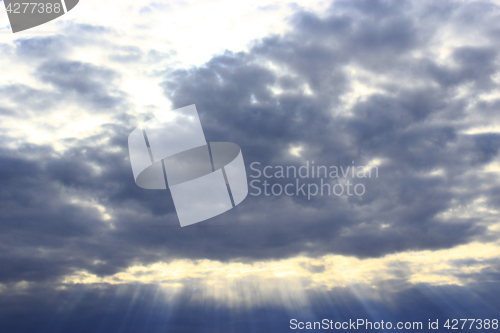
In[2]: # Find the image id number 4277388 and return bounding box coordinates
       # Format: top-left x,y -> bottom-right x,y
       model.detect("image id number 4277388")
5,2 -> 62,14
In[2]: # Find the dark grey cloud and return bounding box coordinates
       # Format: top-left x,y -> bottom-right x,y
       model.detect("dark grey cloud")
1,0 -> 500,280
37,60 -> 128,110
1,0 -> 500,331
15,35 -> 69,59
0,83 -> 60,114
158,0 -> 500,261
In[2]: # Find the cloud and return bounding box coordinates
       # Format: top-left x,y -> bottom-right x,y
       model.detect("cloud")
159,0 -> 500,261
1,0 -> 500,276
0,269 -> 499,332
1,0 -> 500,331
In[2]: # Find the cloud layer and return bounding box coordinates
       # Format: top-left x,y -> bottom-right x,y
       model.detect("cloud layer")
1,0 -> 500,331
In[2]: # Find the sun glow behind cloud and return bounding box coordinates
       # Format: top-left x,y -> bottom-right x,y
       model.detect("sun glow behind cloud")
0,0 -> 331,153
58,241 -> 500,308
1,1 -> 500,330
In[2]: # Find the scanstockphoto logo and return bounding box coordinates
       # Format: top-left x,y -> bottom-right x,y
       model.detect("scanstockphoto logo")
3,0 -> 79,33
128,105 -> 249,227
128,105 -> 379,227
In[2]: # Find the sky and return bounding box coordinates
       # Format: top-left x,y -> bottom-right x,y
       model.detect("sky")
1,0 -> 500,332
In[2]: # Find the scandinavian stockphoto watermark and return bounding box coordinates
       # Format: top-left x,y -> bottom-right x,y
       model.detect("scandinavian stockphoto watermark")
3,0 -> 79,33
249,160 -> 378,199
128,104 -> 376,227
128,105 -> 249,227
